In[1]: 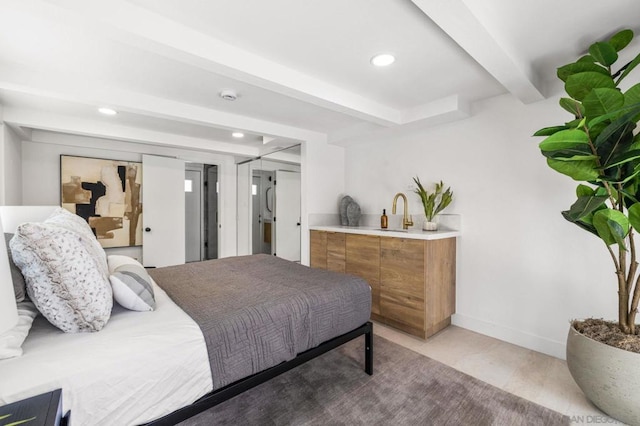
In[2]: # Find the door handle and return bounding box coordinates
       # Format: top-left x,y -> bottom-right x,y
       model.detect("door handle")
145,227 -> 151,232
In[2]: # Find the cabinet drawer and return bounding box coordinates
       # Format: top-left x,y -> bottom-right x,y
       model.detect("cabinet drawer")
380,294 -> 424,330
327,232 -> 346,273
346,234 -> 380,315
380,237 -> 424,300
379,283 -> 424,311
310,230 -> 327,269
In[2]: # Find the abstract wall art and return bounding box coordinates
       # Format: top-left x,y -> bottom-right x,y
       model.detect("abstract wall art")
60,155 -> 143,248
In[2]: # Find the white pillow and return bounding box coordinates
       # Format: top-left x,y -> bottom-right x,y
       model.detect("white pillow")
107,254 -> 142,274
10,221 -> 113,333
0,301 -> 39,359
108,255 -> 156,311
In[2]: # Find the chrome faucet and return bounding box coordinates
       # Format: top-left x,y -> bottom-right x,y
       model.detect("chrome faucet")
392,193 -> 413,230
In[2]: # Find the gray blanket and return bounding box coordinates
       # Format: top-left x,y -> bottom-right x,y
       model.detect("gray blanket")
149,254 -> 371,389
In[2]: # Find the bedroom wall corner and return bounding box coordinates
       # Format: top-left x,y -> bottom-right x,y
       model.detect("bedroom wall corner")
342,92 -> 617,360
300,138 -> 345,265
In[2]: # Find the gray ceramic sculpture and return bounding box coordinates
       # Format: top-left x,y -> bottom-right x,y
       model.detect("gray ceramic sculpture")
346,201 -> 361,226
339,196 -> 354,226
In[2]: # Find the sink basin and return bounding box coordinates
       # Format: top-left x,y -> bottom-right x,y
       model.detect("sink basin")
377,228 -> 408,233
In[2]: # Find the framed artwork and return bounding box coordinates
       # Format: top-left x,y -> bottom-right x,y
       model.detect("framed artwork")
60,155 -> 143,248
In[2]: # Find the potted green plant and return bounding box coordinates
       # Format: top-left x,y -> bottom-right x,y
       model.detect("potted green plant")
534,28 -> 640,424
412,177 -> 453,231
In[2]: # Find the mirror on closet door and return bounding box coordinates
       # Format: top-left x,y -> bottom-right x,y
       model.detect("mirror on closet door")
237,145 -> 301,262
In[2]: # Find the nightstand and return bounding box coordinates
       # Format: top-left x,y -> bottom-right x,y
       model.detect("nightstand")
0,389 -> 69,426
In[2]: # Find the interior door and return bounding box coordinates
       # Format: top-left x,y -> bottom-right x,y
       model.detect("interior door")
205,165 -> 218,260
142,154 -> 185,267
185,169 -> 202,262
251,174 -> 261,254
274,170 -> 301,261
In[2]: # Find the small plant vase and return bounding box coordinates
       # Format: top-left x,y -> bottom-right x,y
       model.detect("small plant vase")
423,219 -> 438,231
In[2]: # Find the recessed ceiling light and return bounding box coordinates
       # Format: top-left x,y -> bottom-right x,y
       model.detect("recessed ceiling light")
370,53 -> 395,67
232,132 -> 244,138
98,107 -> 117,116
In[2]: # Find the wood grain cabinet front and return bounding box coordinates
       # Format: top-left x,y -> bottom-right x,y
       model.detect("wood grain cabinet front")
310,230 -> 328,269
379,237 -> 426,336
346,234 -> 380,315
327,232 -> 346,273
309,229 -> 456,339
310,230 -> 346,272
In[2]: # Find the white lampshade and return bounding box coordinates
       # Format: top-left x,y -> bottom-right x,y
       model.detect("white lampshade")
0,217 -> 18,334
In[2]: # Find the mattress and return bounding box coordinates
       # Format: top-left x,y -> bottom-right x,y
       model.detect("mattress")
0,281 -> 213,426
149,254 -> 372,389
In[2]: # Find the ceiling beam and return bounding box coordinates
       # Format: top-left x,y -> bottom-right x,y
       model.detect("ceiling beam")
410,0 -> 545,104
0,62 -> 324,143
330,95 -> 470,145
401,95 -> 469,125
43,0 -> 401,126
3,107 -> 260,157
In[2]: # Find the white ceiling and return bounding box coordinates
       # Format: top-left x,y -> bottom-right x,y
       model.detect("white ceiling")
0,0 -> 639,157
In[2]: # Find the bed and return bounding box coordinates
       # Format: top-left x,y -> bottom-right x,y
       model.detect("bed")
0,206 -> 373,425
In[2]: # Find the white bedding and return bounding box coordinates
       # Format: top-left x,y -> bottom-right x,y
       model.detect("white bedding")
0,281 -> 213,426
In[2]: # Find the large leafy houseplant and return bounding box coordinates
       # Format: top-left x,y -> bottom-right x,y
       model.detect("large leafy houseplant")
534,29 -> 640,337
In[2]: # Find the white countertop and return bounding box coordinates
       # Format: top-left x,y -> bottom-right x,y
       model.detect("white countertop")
309,225 -> 460,241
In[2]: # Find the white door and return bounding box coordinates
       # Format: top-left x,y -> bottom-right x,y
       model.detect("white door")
274,170 -> 301,262
142,155 -> 185,267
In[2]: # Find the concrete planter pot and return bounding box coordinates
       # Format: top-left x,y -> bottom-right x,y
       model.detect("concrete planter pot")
566,325 -> 640,425
422,219 -> 438,231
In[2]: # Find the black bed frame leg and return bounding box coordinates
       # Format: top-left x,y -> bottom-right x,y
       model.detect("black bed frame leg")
365,321 -> 373,375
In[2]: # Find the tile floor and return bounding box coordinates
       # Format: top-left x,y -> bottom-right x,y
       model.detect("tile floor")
372,322 -> 623,425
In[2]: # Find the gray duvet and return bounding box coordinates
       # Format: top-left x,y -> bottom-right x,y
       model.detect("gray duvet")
148,254 -> 371,389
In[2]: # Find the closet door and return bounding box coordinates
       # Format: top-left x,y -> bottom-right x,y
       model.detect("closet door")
274,170 -> 301,261
142,155 -> 185,267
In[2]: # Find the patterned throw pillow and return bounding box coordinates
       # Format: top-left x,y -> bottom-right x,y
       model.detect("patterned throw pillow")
44,207 -> 109,276
109,264 -> 156,311
10,218 -> 112,333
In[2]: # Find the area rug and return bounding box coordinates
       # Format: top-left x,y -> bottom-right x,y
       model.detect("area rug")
179,335 -> 569,425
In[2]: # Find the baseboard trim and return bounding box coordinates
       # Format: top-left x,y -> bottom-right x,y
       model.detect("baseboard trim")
451,313 -> 567,360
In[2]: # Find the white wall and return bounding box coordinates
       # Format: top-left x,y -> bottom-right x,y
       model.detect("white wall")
0,123 -> 6,206
344,92 -> 617,359
21,131 -> 238,259
0,124 -> 23,205
301,139 -> 345,264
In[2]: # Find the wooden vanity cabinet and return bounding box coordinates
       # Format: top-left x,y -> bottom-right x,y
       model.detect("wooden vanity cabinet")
345,234 -> 380,315
310,230 -> 328,268
309,229 -> 456,339
311,231 -> 346,272
378,236 -> 456,338
379,237 -> 426,336
327,232 -> 346,273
